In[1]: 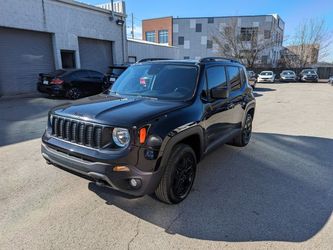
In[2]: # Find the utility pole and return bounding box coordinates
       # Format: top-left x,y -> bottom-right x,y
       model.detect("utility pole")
131,13 -> 134,39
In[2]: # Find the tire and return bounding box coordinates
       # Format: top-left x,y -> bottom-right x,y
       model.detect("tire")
155,144 -> 197,204
66,87 -> 82,100
229,112 -> 253,147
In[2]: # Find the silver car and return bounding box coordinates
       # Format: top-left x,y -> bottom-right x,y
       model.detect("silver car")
280,70 -> 297,82
257,71 -> 275,83
329,76 -> 333,85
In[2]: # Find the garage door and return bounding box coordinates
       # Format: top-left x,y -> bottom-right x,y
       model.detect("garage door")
0,27 -> 55,96
78,37 -> 113,74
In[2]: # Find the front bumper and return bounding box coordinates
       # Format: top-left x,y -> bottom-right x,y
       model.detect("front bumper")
280,78 -> 296,82
257,78 -> 274,83
41,134 -> 163,197
301,77 -> 318,82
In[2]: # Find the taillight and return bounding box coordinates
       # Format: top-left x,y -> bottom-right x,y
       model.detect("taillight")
51,78 -> 64,85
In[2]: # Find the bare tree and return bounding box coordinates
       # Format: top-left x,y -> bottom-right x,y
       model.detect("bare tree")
212,17 -> 275,68
282,18 -> 332,68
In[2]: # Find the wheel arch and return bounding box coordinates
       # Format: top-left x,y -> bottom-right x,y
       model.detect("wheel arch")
157,124 -> 204,171
242,101 -> 255,127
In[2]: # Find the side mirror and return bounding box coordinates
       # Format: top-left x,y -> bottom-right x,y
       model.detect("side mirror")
210,86 -> 228,99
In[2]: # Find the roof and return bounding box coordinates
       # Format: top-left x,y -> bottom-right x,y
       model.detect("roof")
137,58 -> 243,65
59,0 -> 125,17
127,38 -> 174,48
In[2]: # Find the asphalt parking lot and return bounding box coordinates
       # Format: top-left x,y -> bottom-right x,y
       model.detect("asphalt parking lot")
1,83 -> 333,249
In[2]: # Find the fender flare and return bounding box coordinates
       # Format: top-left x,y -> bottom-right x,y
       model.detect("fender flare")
157,123 -> 205,172
242,101 -> 256,127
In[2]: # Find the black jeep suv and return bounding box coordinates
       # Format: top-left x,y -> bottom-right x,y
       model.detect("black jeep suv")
41,57 -> 256,204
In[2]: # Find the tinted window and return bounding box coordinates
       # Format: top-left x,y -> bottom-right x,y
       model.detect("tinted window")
206,66 -> 227,90
227,66 -> 241,91
208,17 -> 214,23
240,68 -> 247,85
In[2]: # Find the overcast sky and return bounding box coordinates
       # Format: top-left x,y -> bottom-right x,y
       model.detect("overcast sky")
82,0 -> 333,62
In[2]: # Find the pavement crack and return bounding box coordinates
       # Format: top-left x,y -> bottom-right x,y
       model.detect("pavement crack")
165,210 -> 183,234
127,218 -> 141,250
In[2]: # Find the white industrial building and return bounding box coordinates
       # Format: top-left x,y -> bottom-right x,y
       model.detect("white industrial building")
127,38 -> 179,62
0,0 -> 177,96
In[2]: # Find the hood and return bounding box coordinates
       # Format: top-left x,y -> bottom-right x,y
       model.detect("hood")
51,94 -> 189,127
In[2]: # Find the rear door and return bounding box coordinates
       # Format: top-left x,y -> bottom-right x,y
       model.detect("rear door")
227,66 -> 246,129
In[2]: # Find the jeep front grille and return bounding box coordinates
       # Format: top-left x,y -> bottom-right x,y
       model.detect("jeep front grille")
51,115 -> 111,149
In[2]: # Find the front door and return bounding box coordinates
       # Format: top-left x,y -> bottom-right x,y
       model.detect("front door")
203,65 -> 234,148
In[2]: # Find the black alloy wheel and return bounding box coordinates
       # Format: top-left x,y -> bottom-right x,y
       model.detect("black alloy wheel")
67,88 -> 82,100
155,144 -> 197,204
172,152 -> 196,199
228,112 -> 253,147
242,113 -> 253,145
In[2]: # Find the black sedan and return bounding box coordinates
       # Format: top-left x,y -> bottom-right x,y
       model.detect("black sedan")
37,69 -> 104,99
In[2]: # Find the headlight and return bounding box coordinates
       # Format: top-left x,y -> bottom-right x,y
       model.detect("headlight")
112,128 -> 130,147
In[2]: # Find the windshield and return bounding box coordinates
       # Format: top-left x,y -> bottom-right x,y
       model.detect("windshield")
110,64 -> 198,100
282,71 -> 295,75
260,71 -> 273,76
302,70 -> 316,74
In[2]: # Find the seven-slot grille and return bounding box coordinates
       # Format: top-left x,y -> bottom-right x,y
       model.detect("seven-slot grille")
51,115 -> 111,149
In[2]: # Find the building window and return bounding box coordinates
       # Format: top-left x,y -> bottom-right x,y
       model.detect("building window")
145,31 -> 156,42
208,17 -> 214,24
184,56 -> 190,59
196,23 -> 202,32
264,30 -> 271,39
158,30 -> 168,44
61,50 -> 76,69
178,36 -> 184,45
240,27 -> 258,41
261,55 -> 268,64
207,40 -> 213,49
128,56 -> 137,64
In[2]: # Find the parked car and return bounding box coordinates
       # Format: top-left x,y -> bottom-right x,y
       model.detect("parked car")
41,57 -> 256,204
279,70 -> 297,82
103,64 -> 129,90
328,76 -> 333,85
257,71 -> 275,83
247,70 -> 257,89
299,69 -> 318,82
37,69 -> 105,99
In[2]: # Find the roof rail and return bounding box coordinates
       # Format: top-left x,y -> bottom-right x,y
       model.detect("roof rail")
199,57 -> 241,64
137,58 -> 172,63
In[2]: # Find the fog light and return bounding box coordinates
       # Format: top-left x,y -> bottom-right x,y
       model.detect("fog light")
129,178 -> 142,189
130,178 -> 138,187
